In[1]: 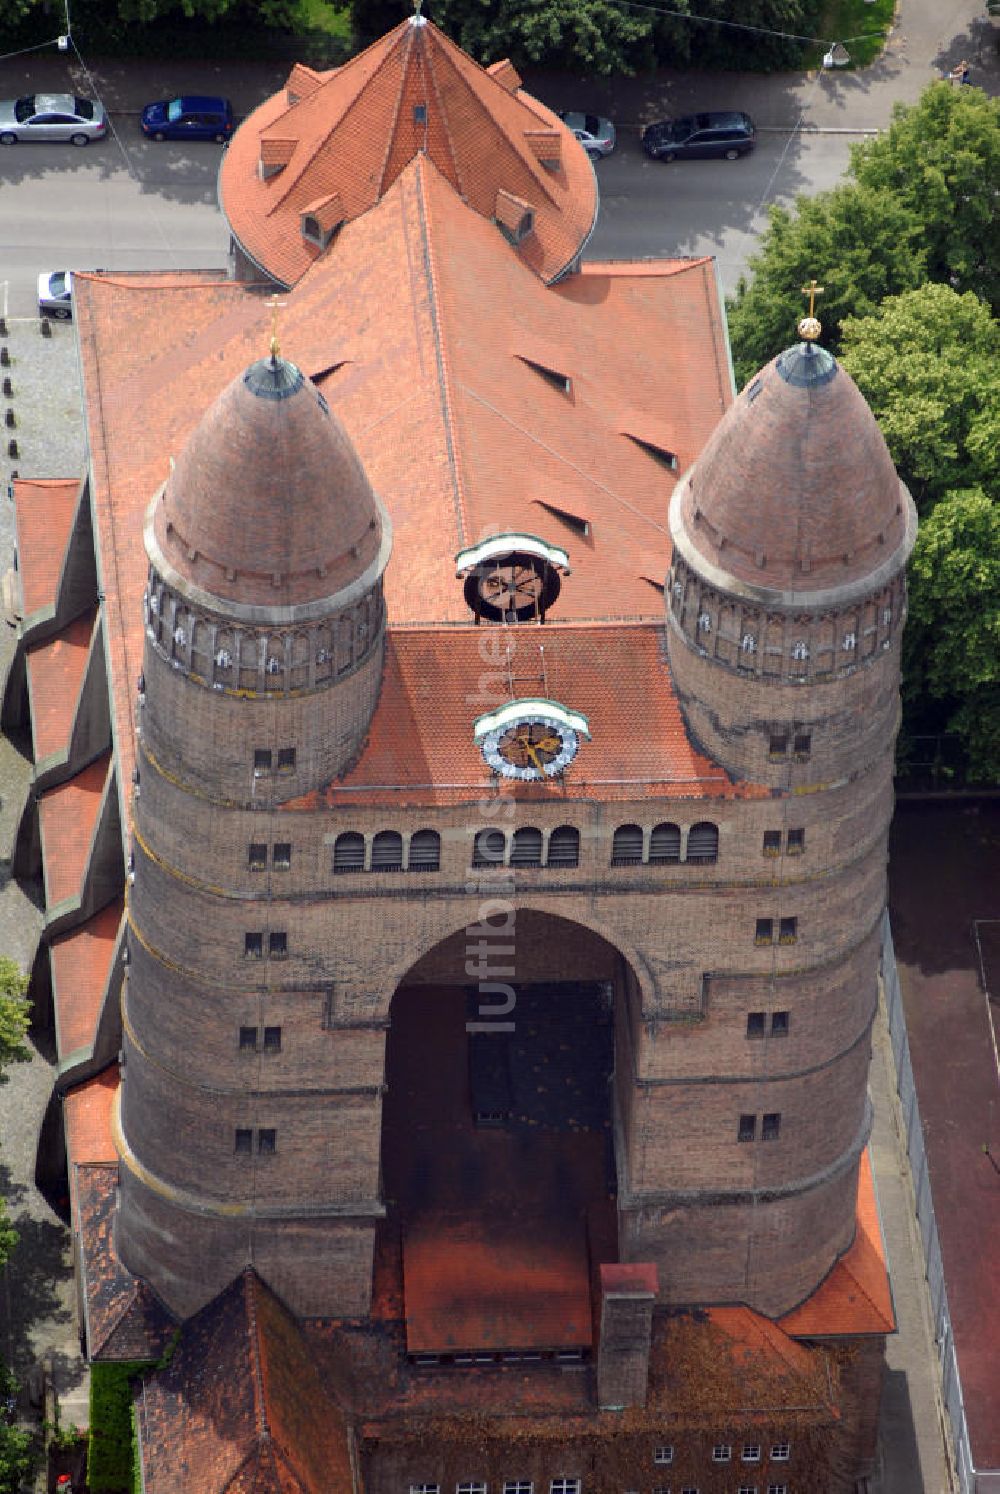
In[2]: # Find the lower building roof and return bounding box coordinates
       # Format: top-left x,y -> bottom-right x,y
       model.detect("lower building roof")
11,477 -> 80,620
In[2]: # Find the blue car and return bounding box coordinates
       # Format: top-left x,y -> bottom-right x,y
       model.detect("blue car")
140,95 -> 234,143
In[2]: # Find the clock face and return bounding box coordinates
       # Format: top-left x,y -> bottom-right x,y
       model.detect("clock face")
480,713 -> 580,780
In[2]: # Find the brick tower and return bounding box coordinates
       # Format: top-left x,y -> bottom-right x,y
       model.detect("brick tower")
664,332 -> 918,1307
116,350 -> 392,1315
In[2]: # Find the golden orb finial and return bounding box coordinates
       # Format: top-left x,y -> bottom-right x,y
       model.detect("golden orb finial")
798,279 -> 825,341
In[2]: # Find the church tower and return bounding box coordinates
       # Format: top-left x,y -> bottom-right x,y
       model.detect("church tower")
664,321 -> 917,1309
115,349 -> 392,1317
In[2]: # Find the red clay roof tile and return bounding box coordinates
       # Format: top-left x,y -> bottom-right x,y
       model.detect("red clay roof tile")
26,610 -> 96,763
49,898 -> 123,1061
220,17 -> 596,287
12,478 -> 81,618
38,752 -> 111,908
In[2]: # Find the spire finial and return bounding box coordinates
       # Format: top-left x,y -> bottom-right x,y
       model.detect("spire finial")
411,0 -> 427,25
798,279 -> 824,342
266,293 -> 287,363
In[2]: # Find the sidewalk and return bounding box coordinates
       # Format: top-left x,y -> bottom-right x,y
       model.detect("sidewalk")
0,0 -> 994,132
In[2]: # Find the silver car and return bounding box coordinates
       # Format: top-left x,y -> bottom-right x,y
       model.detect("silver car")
558,110 -> 616,162
37,271 -> 73,320
0,94 -> 108,146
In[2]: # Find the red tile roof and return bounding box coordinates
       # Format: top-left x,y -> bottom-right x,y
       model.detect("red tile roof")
780,1149 -> 895,1338
38,752 -> 111,908
136,1271 -> 353,1494
11,478 -> 80,618
49,898 -> 123,1061
291,624 -> 765,808
71,164 -> 735,818
64,1069 -> 118,1174
220,17 -> 597,287
26,610 -> 96,763
403,1212 -> 593,1353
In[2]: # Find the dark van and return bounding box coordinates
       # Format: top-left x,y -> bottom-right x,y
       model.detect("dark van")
642,111 -> 756,162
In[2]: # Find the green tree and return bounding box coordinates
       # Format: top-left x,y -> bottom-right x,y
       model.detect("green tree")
727,184 -> 926,387
727,83 -> 1000,384
851,82 -> 1000,314
0,957 -> 30,1276
904,490 -> 1000,780
839,284 -> 1000,510
0,1364 -> 36,1494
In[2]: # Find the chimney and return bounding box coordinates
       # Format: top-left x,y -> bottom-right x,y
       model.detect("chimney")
597,1263 -> 658,1410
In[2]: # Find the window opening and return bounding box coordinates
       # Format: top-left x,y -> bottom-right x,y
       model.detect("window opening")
273,843 -> 291,870
649,822 -> 681,864
786,827 -> 805,854
333,832 -> 365,873
473,828 -> 506,867
771,1011 -> 789,1036
518,356 -> 571,396
533,499 -> 590,537
612,824 -> 644,867
371,830 -> 404,872
235,1129 -> 253,1154
253,748 -> 272,775
793,732 -> 811,759
762,830 -> 781,857
762,1112 -> 781,1141
263,1026 -> 282,1052
268,932 -> 288,959
257,1128 -> 277,1154
712,1445 -> 732,1462
248,843 -> 267,871
277,747 -> 296,772
755,919 -> 774,946
408,829 -> 441,872
779,917 -> 797,944
768,734 -> 788,760
770,1442 -> 790,1461
746,1012 -> 766,1039
653,1446 -> 674,1465
239,1026 -> 257,1051
738,1114 -> 757,1142
510,827 -> 543,867
686,821 -> 718,863
244,933 -> 263,959
743,1444 -> 762,1462
546,825 -> 580,868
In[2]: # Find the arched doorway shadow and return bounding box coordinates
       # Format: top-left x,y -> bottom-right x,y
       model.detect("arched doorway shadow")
376,910 -> 640,1365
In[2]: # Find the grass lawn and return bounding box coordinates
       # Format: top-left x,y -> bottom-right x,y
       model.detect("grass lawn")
803,0 -> 897,69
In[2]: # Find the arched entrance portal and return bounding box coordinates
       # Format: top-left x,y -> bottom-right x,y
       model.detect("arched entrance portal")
378,910 -> 638,1366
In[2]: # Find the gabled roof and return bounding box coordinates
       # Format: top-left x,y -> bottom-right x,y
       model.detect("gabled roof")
220,15 -> 596,286
11,477 -> 81,619
135,1270 -> 353,1494
38,751 -> 111,907
26,610 -> 96,762
50,897 -> 123,1061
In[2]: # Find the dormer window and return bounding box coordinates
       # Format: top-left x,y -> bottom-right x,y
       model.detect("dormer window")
413,103 -> 427,124
495,189 -> 535,246
300,193 -> 345,251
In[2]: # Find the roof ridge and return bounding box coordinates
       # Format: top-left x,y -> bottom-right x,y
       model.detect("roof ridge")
243,1270 -> 270,1446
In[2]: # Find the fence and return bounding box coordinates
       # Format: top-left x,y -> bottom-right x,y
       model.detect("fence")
881,914 -> 979,1492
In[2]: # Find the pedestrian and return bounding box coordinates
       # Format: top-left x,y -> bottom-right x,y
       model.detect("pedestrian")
950,59 -> 971,84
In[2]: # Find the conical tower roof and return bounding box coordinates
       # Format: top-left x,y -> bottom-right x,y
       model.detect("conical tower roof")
673,341 -> 911,596
150,353 -> 386,611
220,13 -> 596,286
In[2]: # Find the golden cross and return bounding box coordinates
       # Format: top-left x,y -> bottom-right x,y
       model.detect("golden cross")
266,294 -> 287,360
801,279 -> 825,320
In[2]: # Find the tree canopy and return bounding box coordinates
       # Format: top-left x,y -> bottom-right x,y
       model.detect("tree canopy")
727,83 -> 1000,385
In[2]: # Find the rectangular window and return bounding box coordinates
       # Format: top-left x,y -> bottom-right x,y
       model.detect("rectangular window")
747,1011 -> 766,1039
738,1487 -> 759,1494
743,1445 -> 761,1463
456,1485 -> 487,1494
549,1482 -> 580,1494
755,918 -> 774,945
244,932 -> 263,959
771,1011 -> 789,1036
768,733 -> 788,759
253,748 -> 272,775
272,843 -> 291,870
503,1485 -> 532,1494
778,917 -> 797,944
762,830 -> 781,857
786,827 -> 805,854
248,843 -> 267,871
653,1447 -> 674,1465
712,1444 -> 732,1462
410,1486 -> 440,1494
770,1442 -> 790,1462
238,1026 -> 257,1051
767,1486 -> 788,1494
680,1487 -> 699,1494
268,932 -> 288,959
277,747 -> 296,772
738,1114 -> 757,1143
762,1112 -> 782,1141
793,732 -> 811,759
234,1128 -> 253,1154
257,1128 -> 276,1155
262,1026 -> 282,1053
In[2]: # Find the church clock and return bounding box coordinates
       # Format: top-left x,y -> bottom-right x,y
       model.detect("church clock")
474,699 -> 590,781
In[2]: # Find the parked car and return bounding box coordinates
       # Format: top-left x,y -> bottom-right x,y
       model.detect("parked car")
37,270 -> 73,320
140,95 -> 234,143
642,111 -> 756,162
558,110 -> 616,161
0,94 -> 107,146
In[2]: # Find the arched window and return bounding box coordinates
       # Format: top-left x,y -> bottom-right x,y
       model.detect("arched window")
408,829 -> 440,872
371,830 -> 403,872
611,824 -> 644,867
686,821 -> 719,864
546,825 -> 579,868
510,827 -> 543,867
649,822 -> 681,864
332,832 -> 364,874
472,828 -> 506,867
